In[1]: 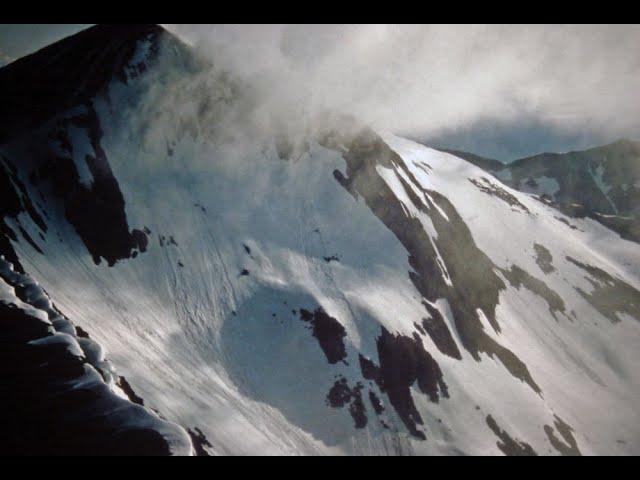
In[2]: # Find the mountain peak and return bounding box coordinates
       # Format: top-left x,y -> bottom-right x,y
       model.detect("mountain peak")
0,24 -> 173,143
607,137 -> 640,152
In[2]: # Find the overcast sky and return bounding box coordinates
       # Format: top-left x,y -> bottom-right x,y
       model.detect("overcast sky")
1,24 -> 638,160
0,24 -> 89,62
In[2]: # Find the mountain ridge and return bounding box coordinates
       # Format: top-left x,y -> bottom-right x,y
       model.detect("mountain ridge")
435,138 -> 640,243
0,24 -> 196,144
510,138 -> 640,166
0,24 -> 639,456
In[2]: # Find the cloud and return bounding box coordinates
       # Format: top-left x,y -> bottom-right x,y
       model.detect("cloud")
160,25 -> 640,157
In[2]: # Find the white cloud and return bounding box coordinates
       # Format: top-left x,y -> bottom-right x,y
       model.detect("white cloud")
163,24 -> 640,146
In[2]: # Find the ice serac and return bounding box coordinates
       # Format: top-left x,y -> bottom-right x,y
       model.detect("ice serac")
1,24 -> 639,455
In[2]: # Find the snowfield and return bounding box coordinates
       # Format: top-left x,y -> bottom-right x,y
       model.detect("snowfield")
1,25 -> 639,455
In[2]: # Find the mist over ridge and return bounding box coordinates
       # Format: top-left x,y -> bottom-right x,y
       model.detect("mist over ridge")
162,24 -> 640,159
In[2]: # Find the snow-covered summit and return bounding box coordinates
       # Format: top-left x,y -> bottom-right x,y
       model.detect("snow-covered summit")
1,24 -> 639,456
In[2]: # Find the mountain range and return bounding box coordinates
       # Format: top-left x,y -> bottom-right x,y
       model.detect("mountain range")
1,24 -> 638,456
444,139 -> 640,243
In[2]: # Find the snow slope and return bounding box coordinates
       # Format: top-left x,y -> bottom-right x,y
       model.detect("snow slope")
1,24 -> 639,455
454,140 -> 640,244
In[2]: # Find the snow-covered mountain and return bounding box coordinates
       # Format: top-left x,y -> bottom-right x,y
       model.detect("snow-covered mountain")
449,141 -> 640,244
1,24 -> 639,456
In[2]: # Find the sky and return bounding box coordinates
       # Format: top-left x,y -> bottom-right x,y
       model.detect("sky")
1,24 -> 638,161
0,24 -> 90,63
